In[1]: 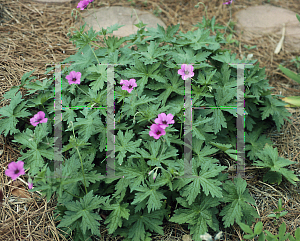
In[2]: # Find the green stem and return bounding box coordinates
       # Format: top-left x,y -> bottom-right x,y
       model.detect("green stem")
75,85 -> 90,96
196,2 -> 208,20
63,188 -> 83,199
118,88 -> 139,123
160,137 -> 166,156
40,105 -> 51,146
87,1 -> 109,48
75,146 -> 88,195
118,99 -> 125,123
70,121 -> 88,195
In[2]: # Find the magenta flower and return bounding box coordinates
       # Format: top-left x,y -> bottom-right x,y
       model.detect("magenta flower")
5,161 -> 25,181
154,113 -> 175,130
223,0 -> 234,4
28,182 -> 33,189
120,79 -> 137,93
77,0 -> 89,10
149,124 -> 166,140
178,64 -> 194,80
66,71 -> 81,85
30,111 -> 48,127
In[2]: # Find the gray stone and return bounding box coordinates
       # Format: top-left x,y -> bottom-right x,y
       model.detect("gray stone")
234,5 -> 300,53
75,6 -> 166,37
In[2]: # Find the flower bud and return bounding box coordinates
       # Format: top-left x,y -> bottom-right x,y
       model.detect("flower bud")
28,178 -> 33,189
153,170 -> 157,180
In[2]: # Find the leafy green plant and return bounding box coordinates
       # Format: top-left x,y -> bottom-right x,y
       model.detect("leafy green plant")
238,198 -> 300,241
1,1 -> 298,241
127,0 -> 136,6
252,144 -> 299,186
267,198 -> 288,226
153,7 -> 162,17
290,56 -> 300,70
244,44 -> 257,50
238,220 -> 300,241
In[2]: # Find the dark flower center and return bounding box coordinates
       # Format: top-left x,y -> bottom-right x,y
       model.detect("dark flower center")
14,169 -> 20,175
128,85 -> 132,89
72,77 -> 76,82
162,120 -> 167,124
156,130 -> 161,135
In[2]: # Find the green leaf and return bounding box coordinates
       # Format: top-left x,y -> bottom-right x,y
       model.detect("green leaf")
63,45 -> 95,73
85,64 -> 107,91
297,14 -> 300,23
12,125 -> 54,175
124,209 -> 165,241
220,177 -> 259,228
102,202 -> 130,234
105,36 -> 127,53
26,91 -> 54,107
254,222 -> 263,235
169,194 -> 220,241
56,191 -> 109,237
212,108 -> 227,134
29,165 -> 57,201
295,227 -> 300,239
23,78 -> 54,95
265,230 -> 276,240
115,129 -> 143,165
258,232 -> 266,241
0,92 -> 31,137
62,135 -> 92,153
20,69 -> 37,86
210,142 -> 232,152
146,68 -> 185,106
245,127 -> 273,161
211,51 -> 249,65
174,157 -> 225,205
244,234 -> 257,239
138,41 -> 168,64
71,109 -> 106,143
278,64 -> 300,84
211,16 -> 216,32
177,28 -> 220,50
281,96 -> 300,107
2,86 -> 20,100
237,222 -> 254,234
145,24 -> 179,43
253,144 -> 299,185
131,182 -> 167,213
278,222 -> 286,238
134,21 -> 147,29
259,95 -> 292,131
106,23 -> 126,34
122,94 -> 158,118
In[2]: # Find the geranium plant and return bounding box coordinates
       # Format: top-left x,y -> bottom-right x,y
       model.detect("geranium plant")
1,1 -> 299,240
